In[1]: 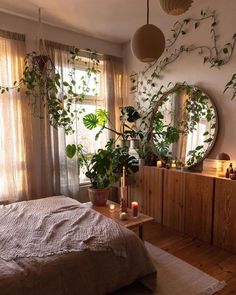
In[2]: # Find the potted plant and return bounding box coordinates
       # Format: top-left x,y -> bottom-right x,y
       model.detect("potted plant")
66,140 -> 138,206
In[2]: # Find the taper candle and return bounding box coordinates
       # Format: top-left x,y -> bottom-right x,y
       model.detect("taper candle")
122,166 -> 125,187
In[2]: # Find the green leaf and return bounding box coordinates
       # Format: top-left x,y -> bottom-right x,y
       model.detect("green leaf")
204,137 -> 213,143
83,113 -> 99,129
66,144 -> 76,158
95,109 -> 108,126
196,145 -> 204,151
121,106 -> 141,122
184,18 -> 190,24
223,48 -> 228,54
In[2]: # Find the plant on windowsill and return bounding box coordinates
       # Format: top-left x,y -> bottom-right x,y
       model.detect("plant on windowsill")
66,140 -> 139,206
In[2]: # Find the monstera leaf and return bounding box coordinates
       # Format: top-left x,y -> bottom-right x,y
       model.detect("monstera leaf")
121,106 -> 141,123
83,109 -> 108,130
66,144 -> 76,158
95,109 -> 108,126
83,113 -> 99,129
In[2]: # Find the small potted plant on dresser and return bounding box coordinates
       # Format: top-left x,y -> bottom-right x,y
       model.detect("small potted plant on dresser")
66,140 -> 139,206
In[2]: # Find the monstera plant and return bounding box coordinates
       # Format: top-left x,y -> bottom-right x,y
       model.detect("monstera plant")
82,106 -> 153,162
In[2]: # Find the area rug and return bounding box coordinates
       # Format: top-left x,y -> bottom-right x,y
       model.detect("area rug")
112,242 -> 226,295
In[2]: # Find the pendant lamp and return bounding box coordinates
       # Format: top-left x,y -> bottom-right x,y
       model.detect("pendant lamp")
131,0 -> 165,63
159,0 -> 193,16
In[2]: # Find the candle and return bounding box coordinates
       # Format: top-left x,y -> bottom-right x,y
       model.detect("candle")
109,204 -> 115,213
122,166 -> 125,187
171,160 -> 176,169
131,201 -> 139,218
119,212 -> 128,220
157,160 -> 162,168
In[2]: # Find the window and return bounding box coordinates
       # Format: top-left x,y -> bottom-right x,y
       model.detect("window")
62,57 -> 107,184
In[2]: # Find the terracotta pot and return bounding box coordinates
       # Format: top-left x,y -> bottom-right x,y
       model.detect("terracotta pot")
88,187 -> 110,206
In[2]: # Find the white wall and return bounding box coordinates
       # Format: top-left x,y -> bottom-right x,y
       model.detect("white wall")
122,0 -> 236,159
0,11 -> 122,57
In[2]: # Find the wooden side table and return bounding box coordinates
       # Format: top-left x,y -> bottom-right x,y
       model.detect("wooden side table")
84,201 -> 154,240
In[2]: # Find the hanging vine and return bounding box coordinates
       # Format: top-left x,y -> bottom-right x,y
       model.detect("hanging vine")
224,73 -> 236,100
136,9 -> 236,100
0,48 -> 100,134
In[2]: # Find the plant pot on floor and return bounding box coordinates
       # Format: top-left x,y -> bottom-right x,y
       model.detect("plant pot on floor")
88,187 -> 111,206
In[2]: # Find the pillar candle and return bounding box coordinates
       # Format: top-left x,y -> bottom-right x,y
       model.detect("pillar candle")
109,204 -> 115,213
131,201 -> 139,217
157,160 -> 162,168
171,160 -> 176,168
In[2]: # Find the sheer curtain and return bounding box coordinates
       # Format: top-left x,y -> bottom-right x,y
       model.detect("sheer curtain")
47,42 -> 80,197
104,55 -> 124,137
0,35 -> 124,203
0,32 -> 32,203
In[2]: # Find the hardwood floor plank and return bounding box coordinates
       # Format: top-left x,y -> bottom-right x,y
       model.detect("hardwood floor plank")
142,222 -> 236,294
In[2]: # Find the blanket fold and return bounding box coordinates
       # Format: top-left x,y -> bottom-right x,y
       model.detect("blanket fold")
0,196 -> 126,261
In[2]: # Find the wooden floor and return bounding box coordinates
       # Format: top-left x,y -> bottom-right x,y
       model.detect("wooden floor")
142,222 -> 236,294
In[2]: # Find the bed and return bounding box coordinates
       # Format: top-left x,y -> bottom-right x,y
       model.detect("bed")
0,196 -> 156,295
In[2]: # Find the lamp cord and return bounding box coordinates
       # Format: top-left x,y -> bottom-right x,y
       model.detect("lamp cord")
147,0 -> 149,24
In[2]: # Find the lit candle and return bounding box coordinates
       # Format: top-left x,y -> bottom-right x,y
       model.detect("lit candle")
157,160 -> 162,168
131,201 -> 139,218
171,160 -> 176,169
109,204 -> 115,213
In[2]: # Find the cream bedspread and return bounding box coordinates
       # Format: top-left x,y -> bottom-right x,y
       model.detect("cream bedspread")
0,196 -> 156,295
0,196 -> 126,260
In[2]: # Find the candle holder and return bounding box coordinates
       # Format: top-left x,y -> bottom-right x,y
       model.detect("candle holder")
120,186 -> 128,213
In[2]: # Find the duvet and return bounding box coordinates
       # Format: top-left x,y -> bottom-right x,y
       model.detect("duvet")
0,196 -> 156,295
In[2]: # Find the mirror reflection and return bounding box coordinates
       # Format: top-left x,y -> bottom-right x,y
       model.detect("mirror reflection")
152,85 -> 218,168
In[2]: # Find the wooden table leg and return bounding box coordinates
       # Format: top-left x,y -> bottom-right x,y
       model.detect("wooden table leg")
139,225 -> 143,240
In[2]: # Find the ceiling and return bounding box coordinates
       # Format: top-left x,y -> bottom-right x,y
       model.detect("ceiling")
0,0 -> 202,44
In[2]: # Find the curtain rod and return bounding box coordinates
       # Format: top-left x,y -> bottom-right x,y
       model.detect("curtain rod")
0,30 -> 25,42
45,40 -> 122,62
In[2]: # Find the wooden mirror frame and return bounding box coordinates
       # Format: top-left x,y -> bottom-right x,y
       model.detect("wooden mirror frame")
147,84 -> 219,169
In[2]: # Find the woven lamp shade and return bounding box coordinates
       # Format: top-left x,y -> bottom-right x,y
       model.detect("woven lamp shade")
160,0 -> 193,15
131,24 -> 165,63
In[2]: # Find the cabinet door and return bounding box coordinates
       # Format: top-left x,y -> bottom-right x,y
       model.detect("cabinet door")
129,166 -> 163,223
184,174 -> 214,243
163,170 -> 185,232
213,178 -> 236,253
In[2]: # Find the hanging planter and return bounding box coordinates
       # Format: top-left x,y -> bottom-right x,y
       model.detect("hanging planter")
32,54 -> 53,73
159,0 -> 193,16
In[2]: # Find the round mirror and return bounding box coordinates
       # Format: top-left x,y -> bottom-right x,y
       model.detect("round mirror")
150,84 -> 218,168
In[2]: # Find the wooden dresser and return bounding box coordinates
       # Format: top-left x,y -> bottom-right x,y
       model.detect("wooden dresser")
129,166 -> 236,253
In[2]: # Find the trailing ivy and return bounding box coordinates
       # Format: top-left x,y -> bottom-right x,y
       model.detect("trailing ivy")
224,73 -> 236,100
0,48 -> 100,134
147,83 -> 217,167
136,9 -> 236,102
